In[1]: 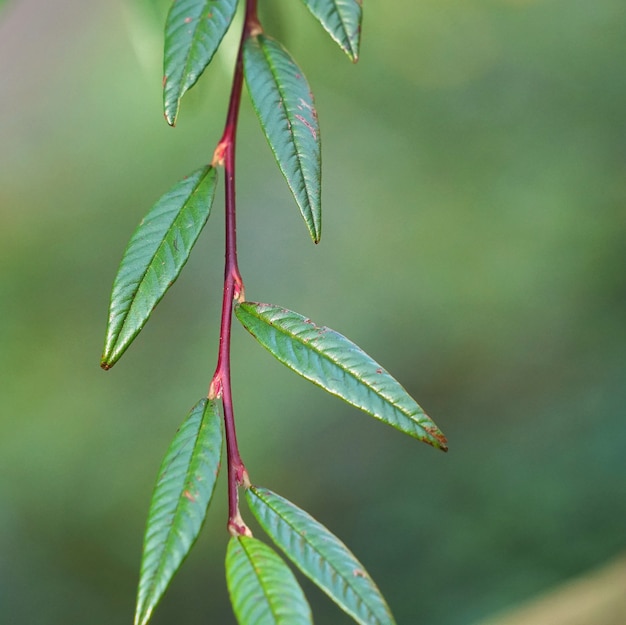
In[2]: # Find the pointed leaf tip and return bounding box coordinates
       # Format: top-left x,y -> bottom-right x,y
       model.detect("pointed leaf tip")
235,302 -> 447,450
243,34 -> 322,243
247,487 -> 397,625
102,166 -> 217,367
425,425 -> 448,451
300,0 -> 363,62
163,0 -> 238,125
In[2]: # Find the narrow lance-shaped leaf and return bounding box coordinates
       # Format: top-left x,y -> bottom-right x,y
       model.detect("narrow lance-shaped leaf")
247,486 -> 396,625
163,0 -> 238,126
235,302 -> 447,450
226,535 -> 313,625
102,166 -> 217,369
300,0 -> 363,62
244,34 -> 322,243
135,398 -> 223,625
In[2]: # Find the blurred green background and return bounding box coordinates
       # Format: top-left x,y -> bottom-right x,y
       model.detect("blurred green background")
1,0 -> 624,623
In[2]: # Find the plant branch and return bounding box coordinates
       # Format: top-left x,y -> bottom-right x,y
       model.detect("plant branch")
209,0 -> 260,537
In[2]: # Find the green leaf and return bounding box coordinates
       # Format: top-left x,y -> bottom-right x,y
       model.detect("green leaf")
235,302 -> 447,450
244,34 -> 322,243
163,0 -> 238,126
247,487 -> 396,625
300,0 -> 363,62
102,166 -> 217,369
135,398 -> 223,625
226,535 -> 313,625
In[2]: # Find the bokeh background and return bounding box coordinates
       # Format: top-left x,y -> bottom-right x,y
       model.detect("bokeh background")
1,0 -> 625,623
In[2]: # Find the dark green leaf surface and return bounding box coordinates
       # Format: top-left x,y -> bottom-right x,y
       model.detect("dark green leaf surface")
244,35 -> 321,243
235,302 -> 447,450
301,0 -> 363,61
102,166 -> 216,369
163,0 -> 238,125
226,536 -> 313,625
247,487 -> 396,625
135,399 -> 223,625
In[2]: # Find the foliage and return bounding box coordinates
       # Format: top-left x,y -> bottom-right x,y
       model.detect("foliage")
102,1 -> 447,623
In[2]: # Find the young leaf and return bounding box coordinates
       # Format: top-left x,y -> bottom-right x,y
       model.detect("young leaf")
300,0 -> 363,62
163,0 -> 238,126
226,535 -> 313,625
135,398 -> 223,625
243,34 -> 322,243
235,302 -> 447,450
102,166 -> 217,369
247,486 -> 396,625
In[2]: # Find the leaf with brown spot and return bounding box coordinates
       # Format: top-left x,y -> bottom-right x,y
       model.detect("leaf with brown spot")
163,0 -> 238,125
243,35 -> 322,243
135,399 -> 223,625
247,486 -> 396,625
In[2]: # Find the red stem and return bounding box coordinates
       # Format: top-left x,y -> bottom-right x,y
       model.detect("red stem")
210,0 -> 260,537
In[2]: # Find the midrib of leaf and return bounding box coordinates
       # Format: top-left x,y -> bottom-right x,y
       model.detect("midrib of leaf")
164,0 -> 237,124
304,0 -> 360,60
175,2 -> 225,89
335,7 -> 353,57
250,490 -> 380,624
243,305 -> 415,421
228,536 -> 314,625
257,37 -> 318,234
326,1 -> 356,59
144,433 -> 198,594
136,399 -> 222,625
180,9 -> 208,82
238,538 -> 280,614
